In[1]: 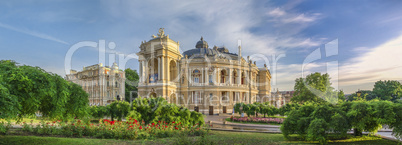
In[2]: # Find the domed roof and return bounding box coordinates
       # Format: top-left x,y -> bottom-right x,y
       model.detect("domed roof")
183,47 -> 218,58
195,37 -> 208,48
182,37 -> 239,59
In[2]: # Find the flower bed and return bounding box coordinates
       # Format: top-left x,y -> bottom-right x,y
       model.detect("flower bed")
20,117 -> 207,140
229,116 -> 284,124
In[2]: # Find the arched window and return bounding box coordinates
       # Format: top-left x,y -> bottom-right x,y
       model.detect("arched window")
233,71 -> 237,84
220,70 -> 226,83
169,60 -> 177,81
192,69 -> 200,83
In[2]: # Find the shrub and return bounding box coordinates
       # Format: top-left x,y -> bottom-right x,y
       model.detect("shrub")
281,100 -> 401,144
107,101 -> 130,121
128,97 -> 204,126
89,105 -> 108,120
0,121 -> 11,135
20,118 -> 207,140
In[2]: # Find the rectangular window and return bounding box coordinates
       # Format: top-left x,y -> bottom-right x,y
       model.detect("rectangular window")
209,75 -> 212,83
194,77 -> 199,83
233,92 -> 236,101
243,93 -> 247,101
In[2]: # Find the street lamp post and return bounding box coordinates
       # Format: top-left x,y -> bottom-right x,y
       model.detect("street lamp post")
240,106 -> 243,117
357,90 -> 362,98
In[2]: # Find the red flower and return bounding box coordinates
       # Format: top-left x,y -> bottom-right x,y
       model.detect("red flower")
175,127 -> 178,130
110,121 -> 115,125
172,121 -> 175,124
165,126 -> 168,128
151,123 -> 155,126
139,126 -> 143,129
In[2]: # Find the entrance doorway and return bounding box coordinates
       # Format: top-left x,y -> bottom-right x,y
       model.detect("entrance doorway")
209,106 -> 214,115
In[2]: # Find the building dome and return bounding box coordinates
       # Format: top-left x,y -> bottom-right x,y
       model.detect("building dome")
195,37 -> 208,48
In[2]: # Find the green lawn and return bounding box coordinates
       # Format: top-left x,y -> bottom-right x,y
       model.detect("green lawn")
0,131 -> 398,145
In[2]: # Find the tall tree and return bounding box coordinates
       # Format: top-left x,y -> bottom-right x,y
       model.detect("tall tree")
0,75 -> 19,119
124,68 -> 139,102
291,72 -> 340,104
0,60 -> 89,120
372,80 -> 402,102
346,90 -> 374,101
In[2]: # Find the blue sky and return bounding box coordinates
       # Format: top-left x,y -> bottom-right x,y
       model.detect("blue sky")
0,0 -> 401,94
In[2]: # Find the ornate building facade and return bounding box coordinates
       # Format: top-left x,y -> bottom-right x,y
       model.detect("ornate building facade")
66,63 -> 125,106
137,28 -> 283,114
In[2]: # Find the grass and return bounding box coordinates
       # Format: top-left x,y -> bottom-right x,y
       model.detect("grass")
225,118 -> 282,126
0,130 -> 398,145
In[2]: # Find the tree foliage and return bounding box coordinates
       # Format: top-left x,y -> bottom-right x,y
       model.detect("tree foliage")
281,100 -> 401,144
128,97 -> 204,126
372,80 -> 402,101
0,60 -> 89,120
108,101 -> 130,121
291,72 -> 343,104
89,105 -> 108,119
124,68 -> 139,102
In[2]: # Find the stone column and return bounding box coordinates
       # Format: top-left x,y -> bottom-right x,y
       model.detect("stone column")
188,68 -> 192,86
216,68 -> 220,85
157,57 -> 161,80
201,68 -> 204,84
166,58 -> 169,82
283,96 -> 286,106
237,69 -> 241,85
139,60 -> 144,83
204,68 -> 208,85
229,69 -> 232,84
161,56 -> 165,81
142,61 -> 146,83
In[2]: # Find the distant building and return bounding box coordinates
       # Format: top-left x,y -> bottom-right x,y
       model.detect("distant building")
270,90 -> 294,108
66,63 -> 125,106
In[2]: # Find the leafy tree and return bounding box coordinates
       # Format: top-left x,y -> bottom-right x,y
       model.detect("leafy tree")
338,90 -> 346,101
278,103 -> 300,116
307,118 -> 328,144
391,103 -> 402,140
0,75 -> 19,119
282,99 -> 401,144
291,73 -> 340,104
62,82 -> 89,120
128,97 -> 204,126
346,90 -> 374,101
372,80 -> 402,101
234,102 -> 245,115
108,101 -> 130,121
0,60 -> 90,121
124,68 -> 139,103
89,105 -> 108,119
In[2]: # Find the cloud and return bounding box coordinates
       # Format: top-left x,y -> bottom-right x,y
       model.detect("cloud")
100,0 -> 324,56
0,22 -> 69,45
282,13 -> 321,23
268,8 -> 286,17
339,34 -> 402,87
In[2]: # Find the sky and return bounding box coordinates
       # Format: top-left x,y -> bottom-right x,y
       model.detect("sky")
0,0 -> 401,94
